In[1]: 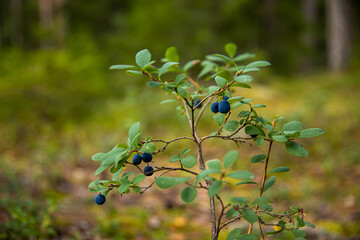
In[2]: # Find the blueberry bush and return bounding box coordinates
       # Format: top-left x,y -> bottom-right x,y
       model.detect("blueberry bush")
88,44 -> 325,240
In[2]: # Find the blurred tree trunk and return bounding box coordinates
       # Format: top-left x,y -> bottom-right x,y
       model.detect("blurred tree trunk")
301,0 -> 317,72
327,0 -> 351,72
11,0 -> 23,47
38,0 -> 53,48
53,0 -> 66,49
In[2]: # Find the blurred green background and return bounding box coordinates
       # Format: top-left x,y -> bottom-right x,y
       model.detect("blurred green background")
0,0 -> 360,239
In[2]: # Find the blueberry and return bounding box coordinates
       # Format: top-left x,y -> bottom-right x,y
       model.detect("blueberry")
94,194 -> 106,205
211,102 -> 219,113
144,166 -> 154,176
223,95 -> 230,101
142,152 -> 153,163
194,99 -> 202,109
218,100 -> 230,113
132,154 -> 142,165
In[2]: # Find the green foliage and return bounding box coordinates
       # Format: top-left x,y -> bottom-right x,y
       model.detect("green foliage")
89,44 -> 325,240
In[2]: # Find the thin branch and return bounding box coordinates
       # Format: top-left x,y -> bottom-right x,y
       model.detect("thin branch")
195,96 -> 213,128
219,214 -> 244,230
248,140 -> 274,234
149,137 -> 195,155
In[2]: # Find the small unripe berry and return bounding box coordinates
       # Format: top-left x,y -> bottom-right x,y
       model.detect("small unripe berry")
223,95 -> 230,101
142,152 -> 153,163
218,100 -> 230,113
144,166 -> 154,176
132,154 -> 142,165
211,102 -> 219,113
194,99 -> 202,109
94,194 -> 106,205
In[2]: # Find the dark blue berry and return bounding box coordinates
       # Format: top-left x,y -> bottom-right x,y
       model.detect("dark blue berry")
218,100 -> 231,113
94,194 -> 106,205
194,99 -> 202,109
132,154 -> 142,165
223,95 -> 230,101
211,102 -> 219,113
144,166 -> 154,176
142,152 -> 153,163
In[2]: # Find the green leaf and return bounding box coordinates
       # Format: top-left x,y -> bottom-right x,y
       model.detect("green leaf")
128,122 -> 140,149
109,64 -> 138,70
226,207 -> 237,218
208,180 -> 222,196
92,152 -> 105,161
181,156 -> 197,168
140,142 -> 155,153
238,233 -> 259,240
256,137 -> 264,146
263,176 -> 276,193
231,196 -> 248,203
292,229 -> 306,238
133,174 -> 146,185
165,47 -> 179,62
253,104 -> 266,108
235,75 -> 253,84
160,99 -> 177,104
299,128 -> 325,138
214,114 -> 225,126
305,221 -> 315,228
242,67 -> 260,73
183,60 -> 200,71
147,81 -> 163,88
245,126 -> 265,136
169,155 -> 182,163
126,70 -> 144,76
215,76 -> 228,88
226,228 -> 242,240
181,187 -> 197,203
195,169 -> 221,184
282,121 -> 302,132
227,171 -> 254,180
269,167 -> 290,173
223,120 -> 239,132
243,209 -> 258,223
155,176 -> 190,189
118,179 -> 131,193
245,61 -> 271,68
233,53 -> 255,62
225,43 -> 237,58
206,159 -> 222,171
181,148 -> 191,157
224,150 -> 239,169
175,73 -> 186,84
272,134 -> 289,143
135,49 -> 151,68
177,87 -> 187,98
285,141 -> 308,157
159,62 -> 179,77
250,154 -> 266,163
236,181 -> 257,185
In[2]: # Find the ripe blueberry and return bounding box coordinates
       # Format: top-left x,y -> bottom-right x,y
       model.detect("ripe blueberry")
144,166 -> 154,176
218,100 -> 230,113
142,152 -> 153,163
223,95 -> 230,101
194,99 -> 202,109
132,154 -> 142,165
94,193 -> 106,205
211,102 -> 219,113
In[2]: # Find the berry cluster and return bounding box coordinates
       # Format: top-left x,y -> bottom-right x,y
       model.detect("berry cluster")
132,152 -> 154,176
211,95 -> 230,114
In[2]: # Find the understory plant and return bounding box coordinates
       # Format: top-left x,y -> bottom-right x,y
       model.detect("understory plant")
88,44 -> 324,240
